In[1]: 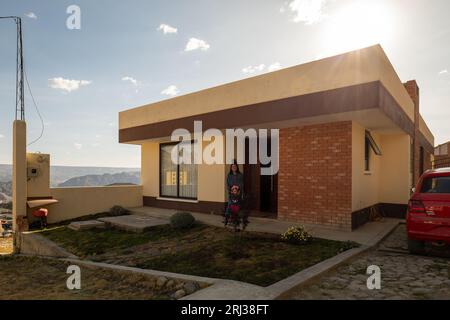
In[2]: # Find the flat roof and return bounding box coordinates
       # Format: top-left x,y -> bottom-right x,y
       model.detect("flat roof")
119,44 -> 434,148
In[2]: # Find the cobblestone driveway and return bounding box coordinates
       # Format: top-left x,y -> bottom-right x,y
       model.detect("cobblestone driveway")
287,225 -> 450,300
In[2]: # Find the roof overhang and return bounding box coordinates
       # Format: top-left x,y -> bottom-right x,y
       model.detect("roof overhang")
118,45 -> 434,152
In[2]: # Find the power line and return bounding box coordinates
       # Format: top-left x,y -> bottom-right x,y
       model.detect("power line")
1,16 -> 44,145
24,69 -> 45,146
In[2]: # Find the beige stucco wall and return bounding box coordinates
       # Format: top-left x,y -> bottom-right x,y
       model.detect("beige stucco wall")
120,45 -> 415,131
26,153 -> 51,198
12,120 -> 27,230
352,121 -> 412,212
352,122 -> 382,211
42,185 -> 143,223
141,142 -> 159,197
379,134 -> 411,204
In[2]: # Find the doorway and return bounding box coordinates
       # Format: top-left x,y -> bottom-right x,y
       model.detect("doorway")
243,137 -> 278,218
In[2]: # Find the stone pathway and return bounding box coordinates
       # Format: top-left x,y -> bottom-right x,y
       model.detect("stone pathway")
131,206 -> 401,246
98,215 -> 169,233
286,225 -> 450,300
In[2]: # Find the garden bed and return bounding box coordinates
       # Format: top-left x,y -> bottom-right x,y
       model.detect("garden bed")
0,255 -> 200,300
40,223 -> 359,287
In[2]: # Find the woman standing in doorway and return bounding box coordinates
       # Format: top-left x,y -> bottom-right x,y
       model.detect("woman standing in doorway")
227,161 -> 244,197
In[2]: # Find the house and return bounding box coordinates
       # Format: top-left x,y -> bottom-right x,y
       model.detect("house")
434,141 -> 450,169
118,45 -> 434,231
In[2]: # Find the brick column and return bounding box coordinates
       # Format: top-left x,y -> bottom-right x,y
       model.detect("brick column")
403,80 -> 420,187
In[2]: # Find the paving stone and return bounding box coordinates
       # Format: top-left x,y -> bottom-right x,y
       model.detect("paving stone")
156,276 -> 168,288
286,224 -> 450,300
174,289 -> 186,299
68,220 -> 106,231
98,215 -> 169,233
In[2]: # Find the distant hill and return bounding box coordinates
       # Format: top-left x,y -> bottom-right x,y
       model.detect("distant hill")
0,164 -> 140,187
0,181 -> 12,200
0,192 -> 11,204
58,171 -> 140,187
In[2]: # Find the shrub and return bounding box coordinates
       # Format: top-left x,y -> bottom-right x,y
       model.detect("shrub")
338,241 -> 359,253
109,205 -> 130,216
281,226 -> 312,245
170,212 -> 195,229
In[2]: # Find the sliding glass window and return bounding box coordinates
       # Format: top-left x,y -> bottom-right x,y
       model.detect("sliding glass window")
160,142 -> 198,199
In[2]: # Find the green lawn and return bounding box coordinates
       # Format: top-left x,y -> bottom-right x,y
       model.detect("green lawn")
41,224 -> 359,287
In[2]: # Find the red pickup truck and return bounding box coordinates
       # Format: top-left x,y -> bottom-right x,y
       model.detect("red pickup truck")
407,168 -> 450,254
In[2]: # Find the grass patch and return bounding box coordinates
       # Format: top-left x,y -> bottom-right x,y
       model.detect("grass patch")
136,234 -> 358,286
40,223 -> 208,257
41,224 -> 359,286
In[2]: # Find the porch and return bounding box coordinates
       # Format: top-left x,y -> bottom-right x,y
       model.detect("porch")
129,206 -> 401,246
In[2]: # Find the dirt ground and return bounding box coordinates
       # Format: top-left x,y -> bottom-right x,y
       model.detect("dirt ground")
0,255 -> 188,300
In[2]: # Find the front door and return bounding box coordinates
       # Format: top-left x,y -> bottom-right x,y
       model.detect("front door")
243,137 -> 278,216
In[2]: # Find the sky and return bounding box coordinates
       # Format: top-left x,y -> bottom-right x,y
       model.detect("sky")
0,0 -> 450,168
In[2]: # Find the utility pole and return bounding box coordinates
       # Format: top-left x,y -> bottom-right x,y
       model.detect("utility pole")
1,16 -> 27,253
0,16 -> 25,120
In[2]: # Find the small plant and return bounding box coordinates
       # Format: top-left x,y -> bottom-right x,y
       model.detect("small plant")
281,225 -> 312,245
109,205 -> 130,216
170,212 -> 195,229
338,240 -> 359,253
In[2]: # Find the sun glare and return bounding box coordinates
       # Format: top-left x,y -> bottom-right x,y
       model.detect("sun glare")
319,1 -> 394,58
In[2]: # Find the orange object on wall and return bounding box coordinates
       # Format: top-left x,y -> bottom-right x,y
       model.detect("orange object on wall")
32,208 -> 48,218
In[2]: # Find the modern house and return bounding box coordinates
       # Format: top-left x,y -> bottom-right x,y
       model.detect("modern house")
119,45 -> 434,231
434,141 -> 450,168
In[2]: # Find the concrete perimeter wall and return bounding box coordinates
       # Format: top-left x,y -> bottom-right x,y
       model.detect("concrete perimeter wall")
42,185 -> 143,223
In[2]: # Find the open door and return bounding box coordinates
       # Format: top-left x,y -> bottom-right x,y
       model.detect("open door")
243,137 -> 277,218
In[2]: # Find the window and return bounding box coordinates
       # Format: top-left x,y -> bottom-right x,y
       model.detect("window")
364,130 -> 382,171
421,176 -> 450,194
160,142 -> 198,199
364,135 -> 370,171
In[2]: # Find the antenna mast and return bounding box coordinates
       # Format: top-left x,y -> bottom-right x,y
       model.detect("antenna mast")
1,16 -> 25,120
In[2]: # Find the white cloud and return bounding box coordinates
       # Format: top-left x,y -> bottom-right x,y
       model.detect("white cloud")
439,69 -> 448,75
121,76 -> 138,86
74,143 -> 83,150
285,0 -> 328,25
268,62 -> 282,72
24,12 -> 37,19
185,38 -> 210,51
48,77 -> 92,93
242,64 -> 266,74
0,134 -> 4,139
161,85 -> 180,97
158,23 -> 178,34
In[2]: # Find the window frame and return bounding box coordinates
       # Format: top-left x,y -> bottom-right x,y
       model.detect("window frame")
364,130 -> 382,172
159,141 -> 198,200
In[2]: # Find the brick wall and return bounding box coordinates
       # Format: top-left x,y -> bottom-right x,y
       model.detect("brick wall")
278,121 -> 352,230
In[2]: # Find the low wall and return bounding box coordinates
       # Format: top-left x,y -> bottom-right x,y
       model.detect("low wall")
38,185 -> 143,223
